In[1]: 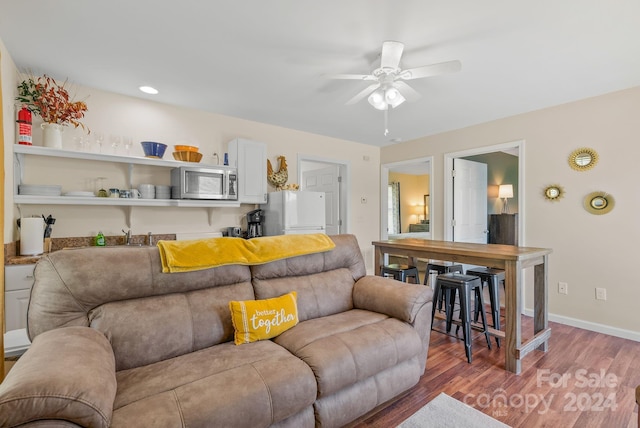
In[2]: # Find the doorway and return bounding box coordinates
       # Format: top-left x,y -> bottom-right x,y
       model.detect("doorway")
444,140 -> 525,243
298,155 -> 350,235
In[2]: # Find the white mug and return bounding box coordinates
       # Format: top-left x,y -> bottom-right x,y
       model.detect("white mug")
138,184 -> 155,199
129,189 -> 142,199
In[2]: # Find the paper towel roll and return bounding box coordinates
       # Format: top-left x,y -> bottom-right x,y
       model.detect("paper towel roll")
20,217 -> 44,256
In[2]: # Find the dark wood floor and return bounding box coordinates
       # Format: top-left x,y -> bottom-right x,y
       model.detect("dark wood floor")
352,314 -> 640,428
4,314 -> 638,427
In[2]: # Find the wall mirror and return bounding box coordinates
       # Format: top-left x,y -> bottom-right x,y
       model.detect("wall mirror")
543,184 -> 564,201
568,148 -> 598,171
584,191 -> 614,215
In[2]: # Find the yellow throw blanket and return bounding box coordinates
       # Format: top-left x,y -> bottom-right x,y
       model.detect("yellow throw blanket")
157,233 -> 336,273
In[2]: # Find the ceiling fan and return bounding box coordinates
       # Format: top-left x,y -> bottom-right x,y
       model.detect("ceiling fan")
330,40 -> 461,135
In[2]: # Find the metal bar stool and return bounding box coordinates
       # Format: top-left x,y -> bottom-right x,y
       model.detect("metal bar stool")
465,267 -> 505,346
424,262 -> 463,312
381,264 -> 420,284
431,272 -> 491,363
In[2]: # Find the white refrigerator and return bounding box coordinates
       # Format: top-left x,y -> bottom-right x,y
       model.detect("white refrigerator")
261,191 -> 326,235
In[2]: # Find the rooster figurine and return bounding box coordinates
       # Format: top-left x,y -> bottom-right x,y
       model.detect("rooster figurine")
267,156 -> 289,190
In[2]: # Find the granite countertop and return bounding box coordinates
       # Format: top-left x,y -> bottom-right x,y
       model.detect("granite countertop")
5,233 -> 176,265
6,255 -> 41,265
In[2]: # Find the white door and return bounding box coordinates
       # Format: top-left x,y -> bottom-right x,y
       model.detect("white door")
453,158 -> 488,243
302,166 -> 341,235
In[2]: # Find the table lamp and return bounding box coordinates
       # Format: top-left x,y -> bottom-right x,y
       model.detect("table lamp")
498,184 -> 513,214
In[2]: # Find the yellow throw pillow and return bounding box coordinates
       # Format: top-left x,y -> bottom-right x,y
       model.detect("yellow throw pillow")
229,292 -> 299,345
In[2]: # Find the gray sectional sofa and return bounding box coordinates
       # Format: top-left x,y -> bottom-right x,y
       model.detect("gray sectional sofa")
0,234 -> 433,427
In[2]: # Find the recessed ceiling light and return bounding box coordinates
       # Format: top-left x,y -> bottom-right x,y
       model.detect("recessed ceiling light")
139,86 -> 158,95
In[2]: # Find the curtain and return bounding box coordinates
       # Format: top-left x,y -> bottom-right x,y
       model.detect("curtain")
388,182 -> 401,234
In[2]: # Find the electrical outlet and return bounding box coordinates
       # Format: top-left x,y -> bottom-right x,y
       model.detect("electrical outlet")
595,288 -> 607,300
558,282 -> 568,295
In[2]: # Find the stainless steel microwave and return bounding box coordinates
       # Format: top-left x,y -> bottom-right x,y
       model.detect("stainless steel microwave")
171,166 -> 238,200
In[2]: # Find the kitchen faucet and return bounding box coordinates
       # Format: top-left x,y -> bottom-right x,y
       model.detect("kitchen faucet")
122,229 -> 132,245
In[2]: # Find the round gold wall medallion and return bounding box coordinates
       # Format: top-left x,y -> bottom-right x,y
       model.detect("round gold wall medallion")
543,185 -> 564,201
569,148 -> 598,171
583,191 -> 614,215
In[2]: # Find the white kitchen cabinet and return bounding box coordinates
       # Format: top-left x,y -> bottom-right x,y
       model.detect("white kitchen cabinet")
4,264 -> 36,331
228,138 -> 267,204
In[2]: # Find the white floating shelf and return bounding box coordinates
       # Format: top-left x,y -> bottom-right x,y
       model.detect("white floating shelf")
14,195 -> 240,208
13,144 -> 218,168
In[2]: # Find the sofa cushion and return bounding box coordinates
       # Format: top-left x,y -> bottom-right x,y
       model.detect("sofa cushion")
313,357 -> 423,428
251,234 -> 366,321
29,246 -> 252,340
230,291 -> 299,344
113,340 -> 316,427
89,282 -> 255,370
0,327 -> 116,428
274,309 -> 423,397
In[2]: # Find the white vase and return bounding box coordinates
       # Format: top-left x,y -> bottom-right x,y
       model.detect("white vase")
41,123 -> 64,149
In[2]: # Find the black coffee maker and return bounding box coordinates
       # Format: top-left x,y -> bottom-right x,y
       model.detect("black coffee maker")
246,209 -> 264,238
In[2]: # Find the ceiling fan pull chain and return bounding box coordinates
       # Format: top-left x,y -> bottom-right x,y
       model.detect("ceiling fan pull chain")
384,109 -> 389,136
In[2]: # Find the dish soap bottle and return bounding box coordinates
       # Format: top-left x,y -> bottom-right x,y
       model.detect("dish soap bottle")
95,231 -> 106,247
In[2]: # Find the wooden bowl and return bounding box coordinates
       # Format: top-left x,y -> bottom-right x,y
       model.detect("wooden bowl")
174,145 -> 199,153
173,151 -> 203,162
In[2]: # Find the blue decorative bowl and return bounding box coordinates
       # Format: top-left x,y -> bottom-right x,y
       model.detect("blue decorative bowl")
140,141 -> 167,158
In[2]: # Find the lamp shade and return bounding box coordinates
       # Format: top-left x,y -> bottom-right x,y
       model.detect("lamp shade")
498,184 -> 513,199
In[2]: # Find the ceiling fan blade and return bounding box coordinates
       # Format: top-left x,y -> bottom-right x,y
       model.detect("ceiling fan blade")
380,41 -> 404,69
325,73 -> 377,81
400,60 -> 462,80
393,81 -> 421,102
345,83 -> 380,105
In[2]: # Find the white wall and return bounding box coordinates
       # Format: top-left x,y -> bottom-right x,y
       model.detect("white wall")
1,38 -> 18,242
1,46 -> 380,264
381,86 -> 640,338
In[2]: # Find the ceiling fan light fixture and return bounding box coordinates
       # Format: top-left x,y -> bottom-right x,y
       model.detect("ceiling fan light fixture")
385,87 -> 405,108
368,89 -> 388,110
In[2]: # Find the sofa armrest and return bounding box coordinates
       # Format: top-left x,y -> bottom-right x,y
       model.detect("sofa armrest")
0,326 -> 117,428
353,275 -> 433,323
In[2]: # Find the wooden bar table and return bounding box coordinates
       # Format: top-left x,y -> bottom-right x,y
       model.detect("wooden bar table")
372,238 -> 552,374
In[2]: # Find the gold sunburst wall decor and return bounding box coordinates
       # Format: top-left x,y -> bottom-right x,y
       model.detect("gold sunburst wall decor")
568,147 -> 598,171
583,191 -> 615,215
543,184 -> 565,202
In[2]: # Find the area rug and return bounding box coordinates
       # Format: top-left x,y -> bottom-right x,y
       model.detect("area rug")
397,393 -> 511,428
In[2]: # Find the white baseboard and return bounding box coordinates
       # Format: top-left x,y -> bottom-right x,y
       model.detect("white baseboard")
523,308 -> 640,342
